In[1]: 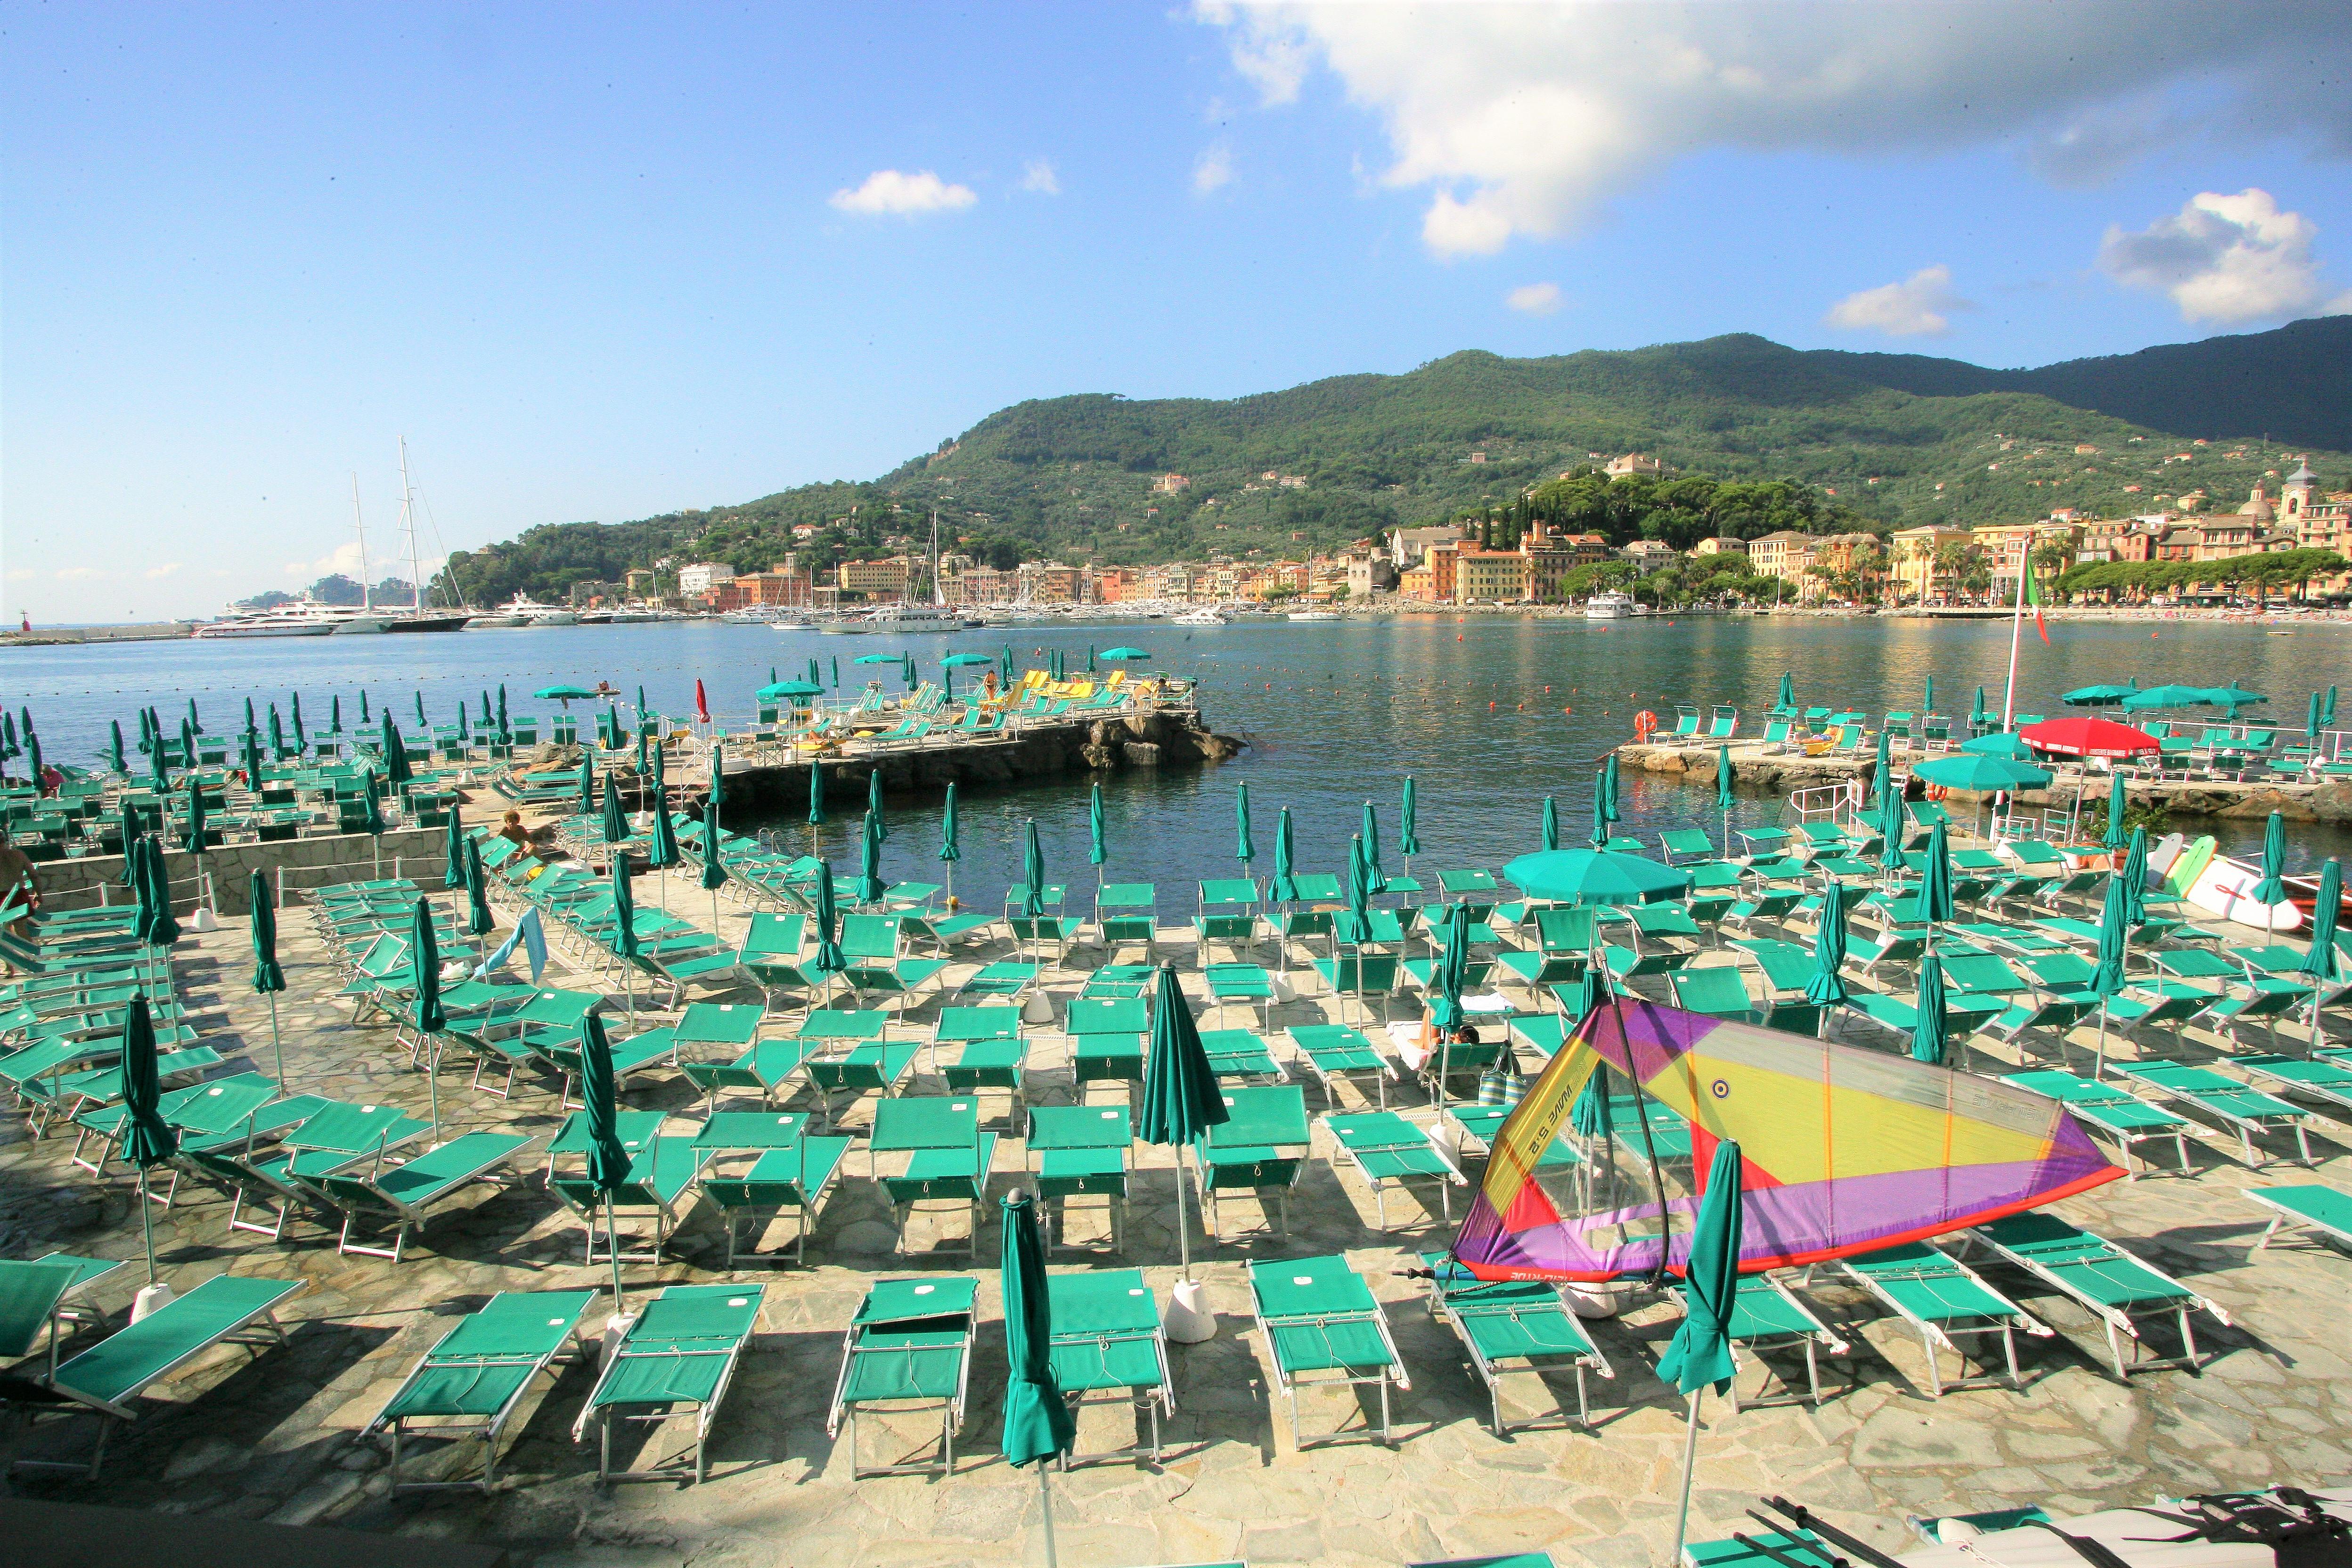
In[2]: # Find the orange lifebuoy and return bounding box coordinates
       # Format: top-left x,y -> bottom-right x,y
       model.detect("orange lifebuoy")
1925,784 -> 1948,801
1633,710 -> 1658,739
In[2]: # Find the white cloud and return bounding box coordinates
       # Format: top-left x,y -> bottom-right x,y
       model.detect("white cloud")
1020,159 -> 1061,196
55,567 -> 102,580
1505,282 -> 1562,316
1193,142 -> 1234,196
2098,188 -> 2352,325
144,563 -> 182,580
1825,265 -> 1971,337
1196,3 -> 2351,258
827,169 -> 978,218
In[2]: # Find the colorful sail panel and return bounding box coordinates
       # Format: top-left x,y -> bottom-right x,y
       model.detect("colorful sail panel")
1452,999 -> 2122,1281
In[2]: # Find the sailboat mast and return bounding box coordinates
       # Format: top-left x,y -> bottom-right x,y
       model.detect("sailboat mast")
930,511 -> 946,607
399,436 -> 421,614
351,474 -> 371,611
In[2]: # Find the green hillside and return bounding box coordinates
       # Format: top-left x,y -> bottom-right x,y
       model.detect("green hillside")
442,323 -> 2348,604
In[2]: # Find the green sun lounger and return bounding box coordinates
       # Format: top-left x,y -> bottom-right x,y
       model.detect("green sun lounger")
805,1038 -> 920,1131
829,1275 -> 977,1478
1286,1023 -> 1392,1109
5,1274 -> 304,1478
368,1289 -> 595,1490
1068,994 -> 1150,1103
1028,1104 -> 1132,1252
0,1255 -> 122,1376
693,1112 -> 852,1266
1249,1253 -> 1406,1450
2000,1070 -> 2195,1177
1416,1254 -> 1611,1436
1198,1085 -> 1311,1241
1839,1243 -> 2050,1397
1973,1212 -> 2228,1376
1682,1528 -> 1840,1568
2232,1054 -> 2352,1117
311,1131 -> 535,1261
1197,1026 -> 1286,1086
870,1096 -> 998,1257
2113,1061 -> 2314,1168
1047,1268 -> 1173,1466
573,1282 -> 763,1484
1684,1274 -> 1848,1410
2247,1184 -> 2352,1255
549,1136 -> 706,1264
1324,1110 -> 1465,1230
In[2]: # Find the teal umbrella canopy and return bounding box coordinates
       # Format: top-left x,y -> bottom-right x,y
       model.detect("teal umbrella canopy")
1020,820 -> 1046,917
938,782 -> 961,864
1909,952 -> 1948,1065
1099,647 -> 1151,661
760,680 -> 824,700
610,853 -> 640,959
811,860 -> 843,972
940,652 -> 993,668
1804,896 -> 1849,1007
1504,849 -> 1691,907
1542,796 -> 1560,853
2297,859 -> 2340,981
410,897 -> 445,1037
2204,681 -> 2267,715
2092,874 -> 2131,998
2102,774 -> 2129,851
2062,679 -> 2139,707
1360,802 -> 1385,890
249,870 -> 285,994
2250,810 -> 2288,905
1139,964 -> 1229,1147
853,652 -> 901,665
2120,685 -> 2218,712
1656,1138 -> 1744,1396
1914,755 -> 2054,793
1920,822 -> 1956,924
1271,807 -> 1298,902
1399,777 -> 1421,858
2122,826 -> 2149,927
1960,731 -> 2036,759
998,1191 -> 1077,1469
463,839 -> 495,938
856,811 -> 886,904
867,769 -> 888,843
1428,901 -> 1469,1032
1089,784 -> 1108,868
1715,746 -> 1735,814
536,684 -> 597,703
1234,783 -> 1255,866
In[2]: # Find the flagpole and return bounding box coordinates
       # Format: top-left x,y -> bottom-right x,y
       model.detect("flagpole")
2000,549 -> 2028,731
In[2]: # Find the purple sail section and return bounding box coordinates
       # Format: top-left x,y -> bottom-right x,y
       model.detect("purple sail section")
1581,998 -> 1716,1084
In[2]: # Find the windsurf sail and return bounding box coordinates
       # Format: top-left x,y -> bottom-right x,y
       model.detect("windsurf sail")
1450,999 -> 2122,1281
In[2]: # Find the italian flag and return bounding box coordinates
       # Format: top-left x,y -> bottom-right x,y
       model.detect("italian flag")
2022,550 -> 2050,645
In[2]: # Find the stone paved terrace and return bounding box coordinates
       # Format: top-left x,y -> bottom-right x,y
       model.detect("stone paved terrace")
2,859 -> 2348,1568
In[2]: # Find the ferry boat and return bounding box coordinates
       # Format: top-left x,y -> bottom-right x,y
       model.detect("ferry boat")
863,604 -> 966,635
1583,590 -> 1640,620
1285,609 -> 1341,622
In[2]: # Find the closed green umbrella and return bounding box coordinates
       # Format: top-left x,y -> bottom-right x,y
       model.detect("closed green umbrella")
1921,822 -> 1955,925
807,760 -> 827,848
856,811 -> 886,905
415,690 -> 427,727
1542,796 -> 1560,853
1141,963 -> 1230,1285
1270,807 -> 1298,905
359,690 -> 372,725
601,770 -> 629,845
1343,833 -> 1371,942
2122,826 -> 2149,929
2322,686 -> 2338,729
360,765 -> 385,852
143,832 -> 179,954
610,851 -> 640,1028
1588,788 -> 1609,850
183,774 -> 208,854
385,719 -> 414,787
119,995 -> 179,1283
250,869 -> 288,1091
180,717 -> 196,776
463,837 -> 496,947
148,722 -> 169,792
1922,674 -> 1934,715
1775,672 -> 1794,710
1087,645 -> 1097,673
646,744 -> 678,861
831,655 -> 841,688
291,694 -> 306,754
1571,1056 -> 1615,1139
1428,900 -> 1468,1054
938,782 -> 961,904
1664,1137 -> 1746,1560
1878,788 -> 1908,876
2103,774 -> 2129,852
1910,951 -> 1949,1067
458,706 -> 472,748
1715,745 -> 1735,852
1805,895 -> 1849,1009
496,686 -> 507,731
579,753 -> 596,817
480,690 -> 493,727
1504,849 -> 1691,907
867,768 -> 888,844
331,694 -> 344,734
2250,810 -> 2288,906
579,1011 -> 632,1308
2297,860 -> 2340,992
119,799 -> 143,890
109,719 -> 127,776
1399,777 -> 1421,870
411,895 -> 446,1138
1971,686 -> 1988,727
1089,783 -> 1108,881
1361,802 -> 1384,892
808,856 -> 843,993
25,731 -> 41,792
1020,820 -> 1046,918
1234,783 -> 1255,871
1870,727 -> 1892,804
445,803 -> 468,888
1602,752 -> 1621,824
187,698 -> 202,735
999,1190 -> 1076,1563
2089,872 -> 2132,1076
241,724 -> 265,789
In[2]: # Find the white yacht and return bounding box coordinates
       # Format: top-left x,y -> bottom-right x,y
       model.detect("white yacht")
1174,607 -> 1227,626
862,604 -> 964,635
1285,609 -> 1341,622
1584,590 -> 1641,620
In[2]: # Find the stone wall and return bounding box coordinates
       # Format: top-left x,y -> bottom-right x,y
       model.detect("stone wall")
34,827 -> 450,916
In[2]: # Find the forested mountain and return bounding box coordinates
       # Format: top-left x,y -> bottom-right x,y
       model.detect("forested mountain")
439,320 -> 2348,604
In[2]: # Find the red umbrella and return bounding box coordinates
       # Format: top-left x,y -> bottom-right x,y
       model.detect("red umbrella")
694,678 -> 710,726
2020,716 -> 2160,759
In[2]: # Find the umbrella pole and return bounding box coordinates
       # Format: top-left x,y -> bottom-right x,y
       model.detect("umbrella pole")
268,991 -> 286,1094
2093,1005 -> 2109,1080
608,1193 -> 625,1311
1672,1389 -> 1706,1561
138,1168 -> 158,1284
1037,1465 -> 1061,1568
425,1033 -> 441,1142
1174,1144 -> 1193,1283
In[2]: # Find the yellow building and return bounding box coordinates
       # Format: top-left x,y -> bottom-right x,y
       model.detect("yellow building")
1455,548 -> 1530,602
1746,531 -> 1817,582
1889,525 -> 1976,604
836,556 -> 911,600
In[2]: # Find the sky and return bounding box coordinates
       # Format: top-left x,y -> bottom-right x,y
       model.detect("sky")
5,0 -> 2348,624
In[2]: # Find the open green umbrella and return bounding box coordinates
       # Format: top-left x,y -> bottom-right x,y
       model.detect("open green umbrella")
1504,849 -> 1691,906
2120,685 -> 2218,712
601,770 -> 630,845
851,652 -> 900,666
999,1190 -> 1076,1562
1141,963 -> 1230,1286
411,896 -> 446,1137
2122,825 -> 2149,928
535,684 -> 597,705
2204,681 -> 2267,720
937,782 -> 961,903
867,768 -> 888,844
1234,784 -> 1255,871
2250,810 -> 2288,906
1542,796 -> 1560,853
2089,872 -> 2131,1077
811,857 -> 843,977
1961,730 -> 2036,759
760,680 -> 825,702
856,810 -> 886,905
1089,784 -> 1108,880
1399,777 -> 1421,869
1360,802 -> 1385,891
1805,895 -> 1849,1009
2062,678 -> 2139,707
109,719 -> 127,776
1020,820 -> 1046,918
119,995 -> 179,1283
2297,860 -> 2341,996
1715,746 -> 1735,852
1663,1137 -> 1746,1560
2102,774 -> 2129,852
1920,822 -> 1955,925
1099,646 -> 1150,662
249,869 -> 288,1091
1271,807 -> 1298,905
1915,754 -> 2053,793
579,1011 -> 632,1308
445,803 -> 468,888
1910,950 -> 1949,1066
941,652 -> 993,668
